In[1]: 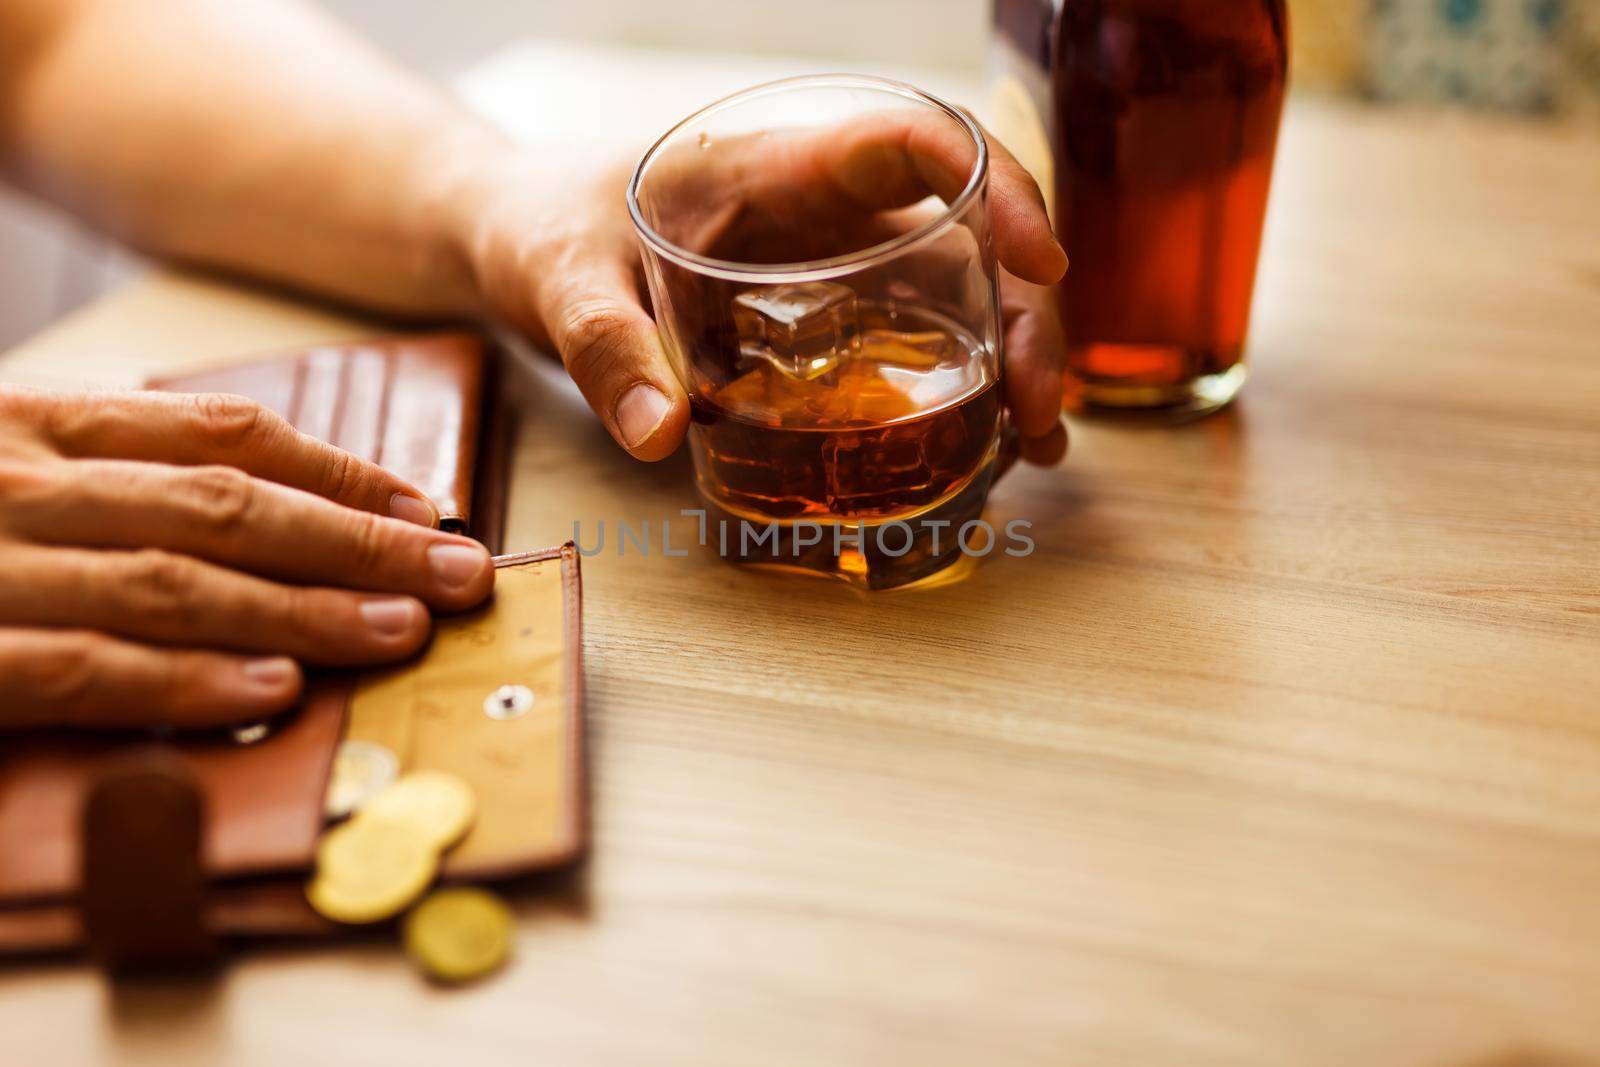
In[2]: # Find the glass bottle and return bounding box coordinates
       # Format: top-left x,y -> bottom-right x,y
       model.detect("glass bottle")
990,0 -> 1290,417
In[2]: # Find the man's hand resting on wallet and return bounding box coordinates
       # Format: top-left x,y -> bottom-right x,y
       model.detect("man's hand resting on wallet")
0,386 -> 494,729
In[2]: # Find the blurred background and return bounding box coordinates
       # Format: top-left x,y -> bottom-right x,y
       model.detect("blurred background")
2,0 -> 1596,350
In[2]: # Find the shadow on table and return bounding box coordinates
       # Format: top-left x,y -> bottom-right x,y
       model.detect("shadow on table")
88,861 -> 592,1037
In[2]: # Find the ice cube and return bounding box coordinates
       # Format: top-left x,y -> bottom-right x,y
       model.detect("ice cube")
733,282 -> 860,382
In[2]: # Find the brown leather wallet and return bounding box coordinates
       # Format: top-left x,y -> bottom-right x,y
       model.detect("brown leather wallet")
145,332 -> 511,550
0,337 -> 583,966
0,546 -> 586,964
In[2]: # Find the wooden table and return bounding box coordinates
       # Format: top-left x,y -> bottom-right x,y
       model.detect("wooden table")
2,90 -> 1599,1067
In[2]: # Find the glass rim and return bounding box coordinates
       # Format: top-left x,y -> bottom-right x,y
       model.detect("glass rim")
626,73 -> 989,285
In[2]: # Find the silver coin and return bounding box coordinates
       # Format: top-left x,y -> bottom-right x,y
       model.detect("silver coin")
323,739 -> 401,819
232,722 -> 271,745
483,683 -> 535,721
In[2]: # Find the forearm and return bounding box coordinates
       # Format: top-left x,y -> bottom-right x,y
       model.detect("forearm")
0,0 -> 504,317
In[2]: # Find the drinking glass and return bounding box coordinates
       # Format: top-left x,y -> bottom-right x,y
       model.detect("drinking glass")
628,74 -> 1007,591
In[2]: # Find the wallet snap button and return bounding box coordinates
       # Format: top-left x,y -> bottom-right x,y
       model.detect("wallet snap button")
484,684 -> 535,721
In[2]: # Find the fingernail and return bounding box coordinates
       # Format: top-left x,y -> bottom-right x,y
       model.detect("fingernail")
242,656 -> 297,689
390,493 -> 437,527
1047,238 -> 1069,278
614,383 -> 671,450
359,597 -> 419,636
428,542 -> 489,590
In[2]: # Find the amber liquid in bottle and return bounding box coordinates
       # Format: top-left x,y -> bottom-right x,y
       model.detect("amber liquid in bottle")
996,0 -> 1289,416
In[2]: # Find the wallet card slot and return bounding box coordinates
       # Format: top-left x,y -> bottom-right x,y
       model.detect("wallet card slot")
330,345 -> 391,463
290,348 -> 344,443
379,339 -> 482,527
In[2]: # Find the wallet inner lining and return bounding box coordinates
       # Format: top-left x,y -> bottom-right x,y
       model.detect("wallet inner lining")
344,559 -> 574,874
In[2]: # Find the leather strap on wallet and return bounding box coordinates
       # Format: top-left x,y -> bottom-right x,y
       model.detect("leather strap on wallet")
145,332 -> 509,548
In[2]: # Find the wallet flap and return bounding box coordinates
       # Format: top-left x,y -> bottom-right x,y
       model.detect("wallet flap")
345,545 -> 587,877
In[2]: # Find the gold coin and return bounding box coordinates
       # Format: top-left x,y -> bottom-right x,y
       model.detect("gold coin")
305,818 -> 437,924
403,887 -> 513,983
361,770 -> 477,851
324,739 -> 400,819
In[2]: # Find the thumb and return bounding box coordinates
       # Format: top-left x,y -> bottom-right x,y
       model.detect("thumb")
541,263 -> 690,461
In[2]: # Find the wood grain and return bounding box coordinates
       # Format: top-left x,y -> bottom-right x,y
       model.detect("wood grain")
1,101 -> 1598,1067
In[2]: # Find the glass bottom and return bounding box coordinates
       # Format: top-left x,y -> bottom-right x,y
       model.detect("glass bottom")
698,455 -> 999,592
1064,345 -> 1249,422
